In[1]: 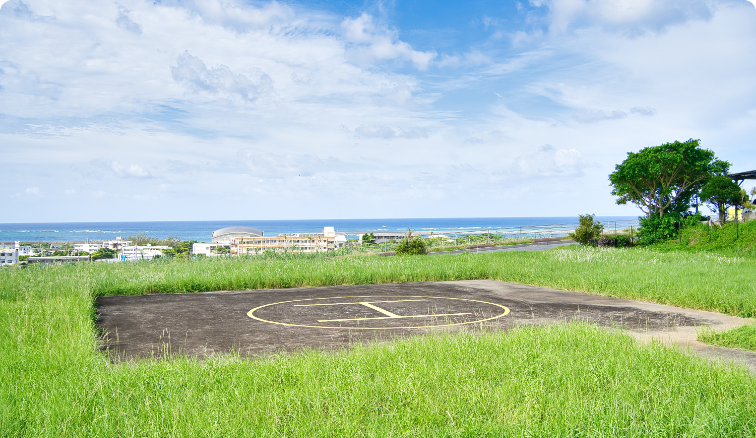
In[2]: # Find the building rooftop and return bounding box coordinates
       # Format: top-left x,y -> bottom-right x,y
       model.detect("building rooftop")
212,226 -> 264,238
730,170 -> 756,182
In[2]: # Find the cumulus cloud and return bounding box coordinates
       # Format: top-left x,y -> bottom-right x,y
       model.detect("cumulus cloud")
342,13 -> 436,70
573,109 -> 627,123
238,150 -> 349,178
354,124 -> 397,139
171,51 -> 274,102
115,6 -> 142,34
353,124 -> 429,139
110,161 -> 153,179
436,51 -> 491,68
530,0 -> 713,34
0,0 -> 43,20
464,137 -> 485,145
630,106 -> 657,116
511,145 -> 590,177
25,187 -> 40,196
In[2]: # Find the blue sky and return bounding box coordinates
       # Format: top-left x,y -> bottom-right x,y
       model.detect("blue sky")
1,0 -> 755,222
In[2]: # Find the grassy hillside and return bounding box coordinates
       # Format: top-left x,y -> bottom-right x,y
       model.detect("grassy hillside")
2,247 -> 756,436
2,246 -> 755,316
652,219 -> 756,257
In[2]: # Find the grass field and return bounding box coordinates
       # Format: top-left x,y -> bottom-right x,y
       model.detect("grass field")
654,218 -> 756,257
2,246 -> 756,436
4,245 -> 753,315
700,324 -> 756,352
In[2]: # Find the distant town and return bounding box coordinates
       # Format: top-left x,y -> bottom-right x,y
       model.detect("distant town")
0,226 -> 352,265
0,221 -> 613,266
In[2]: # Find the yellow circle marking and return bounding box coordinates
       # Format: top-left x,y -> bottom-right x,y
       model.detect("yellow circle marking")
247,295 -> 510,329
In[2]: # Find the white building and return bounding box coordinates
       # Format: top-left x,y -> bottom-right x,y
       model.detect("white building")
74,243 -> 103,253
102,237 -> 132,250
192,243 -> 231,256
121,245 -> 171,261
212,226 -> 264,243
231,227 -> 347,255
0,248 -> 18,266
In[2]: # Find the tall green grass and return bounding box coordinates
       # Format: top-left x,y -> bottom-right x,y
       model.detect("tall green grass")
4,321 -> 756,437
3,246 -> 753,316
700,325 -> 756,352
655,219 -> 756,257
2,247 -> 756,436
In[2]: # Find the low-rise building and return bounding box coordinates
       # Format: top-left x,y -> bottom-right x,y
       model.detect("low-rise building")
121,245 -> 171,261
0,248 -> 18,266
212,226 -> 264,244
27,256 -> 90,264
102,237 -> 132,250
74,243 -> 103,253
231,227 -> 347,255
0,241 -> 39,265
192,243 -> 231,256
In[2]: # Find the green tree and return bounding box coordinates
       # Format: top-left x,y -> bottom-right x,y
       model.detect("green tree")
741,187 -> 755,211
609,139 -> 729,218
700,176 -> 742,223
92,247 -> 117,260
395,229 -> 427,256
569,214 -> 604,245
361,233 -> 376,244
213,246 -> 230,255
176,240 -> 197,255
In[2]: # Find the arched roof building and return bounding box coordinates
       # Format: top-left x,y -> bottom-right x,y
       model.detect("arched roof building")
212,226 -> 264,243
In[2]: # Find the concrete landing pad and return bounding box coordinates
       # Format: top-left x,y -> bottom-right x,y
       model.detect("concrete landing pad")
96,280 -> 755,370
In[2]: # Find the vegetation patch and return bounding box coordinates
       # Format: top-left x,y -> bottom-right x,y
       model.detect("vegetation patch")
3,316 -> 756,436
651,219 -> 756,257
3,245 -> 756,436
700,325 -> 756,352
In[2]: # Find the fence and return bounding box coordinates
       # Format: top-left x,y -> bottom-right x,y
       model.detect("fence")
339,219 -> 641,253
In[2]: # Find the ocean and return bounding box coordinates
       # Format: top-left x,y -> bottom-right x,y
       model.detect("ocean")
0,217 -> 638,243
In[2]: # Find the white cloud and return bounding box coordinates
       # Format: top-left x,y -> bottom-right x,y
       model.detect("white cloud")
238,150 -> 347,178
110,161 -> 152,179
530,0 -> 713,34
352,124 -> 429,139
511,145 -> 591,177
115,6 -> 142,35
25,187 -> 40,195
0,0 -> 753,221
630,106 -> 656,116
354,124 -> 397,139
342,13 -> 436,70
170,52 -> 274,102
573,109 -> 627,123
436,51 -> 491,68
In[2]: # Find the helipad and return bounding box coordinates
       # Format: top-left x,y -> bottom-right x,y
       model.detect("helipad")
96,280 -> 754,369
247,295 -> 510,329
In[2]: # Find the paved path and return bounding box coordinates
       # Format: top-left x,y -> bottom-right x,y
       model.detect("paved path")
97,280 -> 756,372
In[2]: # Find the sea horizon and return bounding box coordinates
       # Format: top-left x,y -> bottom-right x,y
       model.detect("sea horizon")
0,216 -> 638,243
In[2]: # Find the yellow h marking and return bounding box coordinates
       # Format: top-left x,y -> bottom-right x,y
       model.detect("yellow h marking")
294,299 -> 471,323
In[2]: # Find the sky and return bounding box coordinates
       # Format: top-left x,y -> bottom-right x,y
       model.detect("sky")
1,0 -> 755,222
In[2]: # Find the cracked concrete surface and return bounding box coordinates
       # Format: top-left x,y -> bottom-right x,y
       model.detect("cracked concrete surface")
96,280 -> 756,372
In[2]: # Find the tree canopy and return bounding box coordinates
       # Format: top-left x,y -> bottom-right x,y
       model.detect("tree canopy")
700,176 -> 742,223
609,139 -> 729,218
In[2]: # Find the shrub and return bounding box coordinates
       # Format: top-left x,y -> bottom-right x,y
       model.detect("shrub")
638,212 -> 706,245
569,214 -> 604,245
395,230 -> 427,256
92,247 -> 117,260
615,234 -> 630,247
